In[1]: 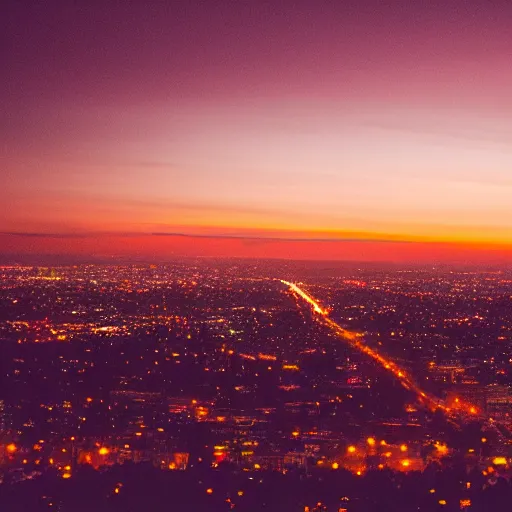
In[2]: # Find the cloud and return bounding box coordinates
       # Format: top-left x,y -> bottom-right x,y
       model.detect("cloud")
1,229 -> 410,244
0,231 -> 88,239
149,231 -> 412,244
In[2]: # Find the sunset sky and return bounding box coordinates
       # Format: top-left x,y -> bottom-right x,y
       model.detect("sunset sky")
3,1 -> 512,262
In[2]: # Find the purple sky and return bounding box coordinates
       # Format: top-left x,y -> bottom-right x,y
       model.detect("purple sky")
3,0 -> 512,258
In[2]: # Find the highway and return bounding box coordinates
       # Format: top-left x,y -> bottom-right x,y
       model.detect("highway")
280,279 -> 447,413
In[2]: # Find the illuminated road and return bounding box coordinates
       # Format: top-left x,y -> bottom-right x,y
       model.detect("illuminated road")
281,280 -> 329,315
280,279 -> 447,413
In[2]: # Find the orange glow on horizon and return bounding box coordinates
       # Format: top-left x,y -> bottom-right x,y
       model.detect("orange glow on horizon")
1,230 -> 512,265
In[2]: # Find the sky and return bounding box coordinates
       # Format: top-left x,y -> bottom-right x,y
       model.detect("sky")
2,0 -> 512,263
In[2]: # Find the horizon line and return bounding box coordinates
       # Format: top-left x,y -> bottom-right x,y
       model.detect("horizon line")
2,230 -> 512,248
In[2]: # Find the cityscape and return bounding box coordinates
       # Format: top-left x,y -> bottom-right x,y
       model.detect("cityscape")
0,261 -> 511,510
4,0 -> 512,510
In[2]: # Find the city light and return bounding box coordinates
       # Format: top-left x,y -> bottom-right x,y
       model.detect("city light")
1,264 -> 511,510
280,280 -> 328,315
282,281 -> 448,414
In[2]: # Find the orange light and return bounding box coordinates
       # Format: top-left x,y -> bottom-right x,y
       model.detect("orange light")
401,459 -> 410,467
435,442 -> 448,452
254,463 -> 261,469
469,407 -> 477,414
366,437 -> 376,446
429,489 -> 436,494
292,431 -> 300,437
356,470 -> 362,476
86,397 -> 93,403
62,473 -> 72,479
380,440 -> 387,446
283,364 -> 300,371
64,465 -> 71,471
6,443 -> 17,454
347,445 -> 356,454
438,500 -> 447,505
481,437 -> 487,443
237,491 -> 244,496
206,488 -> 213,494
493,457 -> 508,465
114,488 -> 120,494
332,462 -> 339,470
460,499 -> 471,509
400,444 -> 408,452
98,447 -> 110,456
378,464 -> 384,469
